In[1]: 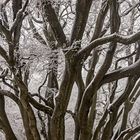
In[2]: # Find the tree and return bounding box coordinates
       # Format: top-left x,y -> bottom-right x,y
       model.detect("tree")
0,0 -> 140,140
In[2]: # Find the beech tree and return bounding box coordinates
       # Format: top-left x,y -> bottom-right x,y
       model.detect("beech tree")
1,0 -> 140,140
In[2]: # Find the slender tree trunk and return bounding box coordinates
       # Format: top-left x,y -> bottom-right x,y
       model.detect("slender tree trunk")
0,95 -> 17,140
20,106 -> 35,140
20,89 -> 41,140
50,59 -> 76,140
46,49 -> 58,139
21,99 -> 41,140
74,65 -> 85,140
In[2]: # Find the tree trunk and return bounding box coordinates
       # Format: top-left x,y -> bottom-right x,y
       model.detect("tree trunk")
0,95 -> 17,140
50,59 -> 76,140
20,89 -> 41,140
19,104 -> 35,140
74,65 -> 85,140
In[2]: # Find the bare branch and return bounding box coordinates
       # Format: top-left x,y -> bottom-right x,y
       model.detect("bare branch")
41,0 -> 67,46
0,19 -> 10,39
115,50 -> 136,68
0,45 -> 9,62
28,17 -> 47,45
0,68 -> 8,78
70,0 -> 93,44
10,0 -> 29,32
101,59 -> 140,85
123,125 -> 140,140
28,95 -> 53,116
0,89 -> 21,106
77,31 -> 140,59
121,2 -> 140,16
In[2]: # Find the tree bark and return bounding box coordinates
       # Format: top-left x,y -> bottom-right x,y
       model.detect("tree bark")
0,95 -> 17,140
50,59 -> 76,140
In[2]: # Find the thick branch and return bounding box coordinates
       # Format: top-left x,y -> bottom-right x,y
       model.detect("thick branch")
70,0 -> 93,44
28,17 -> 47,45
123,125 -> 140,140
0,89 -> 21,106
0,45 -> 9,62
41,0 -> 67,46
0,19 -> 11,39
28,95 -> 53,116
101,59 -> 140,85
77,31 -> 140,59
0,69 -> 8,78
10,0 -> 29,32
